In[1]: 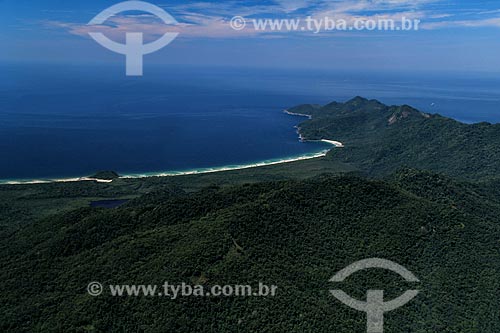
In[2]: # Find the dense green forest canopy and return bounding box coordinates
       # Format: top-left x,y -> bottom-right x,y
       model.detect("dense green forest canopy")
2,172 -> 500,332
1,97 -> 500,332
290,96 -> 500,180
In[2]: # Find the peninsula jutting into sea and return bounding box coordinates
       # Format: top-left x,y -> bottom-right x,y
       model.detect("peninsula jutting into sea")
3,0 -> 500,330
2,96 -> 500,332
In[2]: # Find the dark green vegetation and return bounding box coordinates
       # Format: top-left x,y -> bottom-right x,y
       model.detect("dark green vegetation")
0,158 -> 353,234
1,97 -> 500,332
2,172 -> 500,332
291,96 -> 500,181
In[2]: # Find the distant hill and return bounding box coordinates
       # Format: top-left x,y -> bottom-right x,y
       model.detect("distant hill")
289,97 -> 500,180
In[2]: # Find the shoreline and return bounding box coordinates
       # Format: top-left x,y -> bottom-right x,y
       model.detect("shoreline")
121,147 -> 335,179
284,109 -> 344,148
1,111 -> 343,185
283,109 -> 313,119
0,148 -> 334,185
1,177 -> 114,186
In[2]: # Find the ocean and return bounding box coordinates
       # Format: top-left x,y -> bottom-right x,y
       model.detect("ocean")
1,64 -> 499,181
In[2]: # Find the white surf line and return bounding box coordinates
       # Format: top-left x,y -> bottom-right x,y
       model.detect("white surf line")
284,110 -> 344,148
2,177 -> 114,185
283,109 -> 313,119
122,138 -> 345,179
122,150 -> 333,179
1,112 -> 344,185
1,147 -> 339,185
1,142 -> 343,185
320,139 -> 344,148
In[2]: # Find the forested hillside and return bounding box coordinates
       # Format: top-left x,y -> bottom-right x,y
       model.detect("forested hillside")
290,97 -> 500,180
2,173 -> 500,332
2,98 -> 500,332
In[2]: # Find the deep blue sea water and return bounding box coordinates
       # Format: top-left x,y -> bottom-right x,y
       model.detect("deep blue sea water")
1,64 -> 500,181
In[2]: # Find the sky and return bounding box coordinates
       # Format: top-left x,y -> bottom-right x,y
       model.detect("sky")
2,0 -> 500,72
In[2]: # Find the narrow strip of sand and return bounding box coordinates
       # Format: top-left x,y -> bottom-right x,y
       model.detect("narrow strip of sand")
1,142 -> 343,185
320,139 -> 344,147
2,177 -> 114,185
1,111 -> 344,185
283,109 -> 313,119
121,149 -> 333,179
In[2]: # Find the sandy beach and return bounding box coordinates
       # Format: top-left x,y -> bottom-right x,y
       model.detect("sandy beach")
2,177 -> 114,186
320,139 -> 344,147
122,148 -> 334,179
283,109 -> 313,119
1,141 -> 343,185
1,112 -> 344,185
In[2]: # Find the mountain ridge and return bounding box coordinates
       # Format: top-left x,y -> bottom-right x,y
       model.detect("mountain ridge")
289,97 -> 500,180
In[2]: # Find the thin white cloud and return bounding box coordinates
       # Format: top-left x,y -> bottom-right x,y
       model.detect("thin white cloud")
44,14 -> 260,40
273,0 -> 311,12
42,0 -> 500,40
423,17 -> 500,30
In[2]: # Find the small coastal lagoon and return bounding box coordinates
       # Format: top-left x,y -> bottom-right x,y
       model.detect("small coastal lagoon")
90,199 -> 129,209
